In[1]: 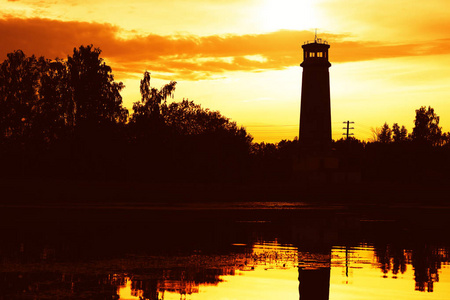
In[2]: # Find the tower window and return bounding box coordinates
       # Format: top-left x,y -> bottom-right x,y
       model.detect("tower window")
317,52 -> 323,57
309,52 -> 316,57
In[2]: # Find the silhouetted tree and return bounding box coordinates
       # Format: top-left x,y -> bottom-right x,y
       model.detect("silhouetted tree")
132,72 -> 176,123
249,140 -> 299,182
333,137 -> 365,149
67,45 -> 128,127
442,132 -> 450,146
277,138 -> 300,160
250,142 -> 277,157
411,106 -> 443,146
392,123 -> 408,143
128,72 -> 252,182
164,100 -> 252,145
0,50 -> 40,143
130,71 -> 176,142
33,57 -> 74,143
0,51 -> 74,177
378,123 -> 392,143
163,100 -> 253,182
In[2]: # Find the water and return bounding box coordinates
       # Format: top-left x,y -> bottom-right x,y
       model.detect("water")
0,203 -> 449,299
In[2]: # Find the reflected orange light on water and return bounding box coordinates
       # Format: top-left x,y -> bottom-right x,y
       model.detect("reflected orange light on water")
330,246 -> 450,300
118,243 -> 450,300
143,241 -> 301,300
203,268 -> 299,300
118,277 -> 142,300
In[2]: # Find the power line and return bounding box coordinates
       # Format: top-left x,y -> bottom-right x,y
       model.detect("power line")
343,121 -> 355,139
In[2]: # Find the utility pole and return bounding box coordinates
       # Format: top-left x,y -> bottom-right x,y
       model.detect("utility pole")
342,121 -> 354,140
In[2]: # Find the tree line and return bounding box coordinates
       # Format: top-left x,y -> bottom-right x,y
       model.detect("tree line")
1,45 -> 449,184
371,106 -> 449,146
0,46 -> 252,182
342,107 -> 450,183
247,106 -> 450,184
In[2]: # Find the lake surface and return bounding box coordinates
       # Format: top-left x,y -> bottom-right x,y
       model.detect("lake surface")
0,202 -> 449,299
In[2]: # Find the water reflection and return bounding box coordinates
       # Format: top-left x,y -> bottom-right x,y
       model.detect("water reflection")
299,267 -> 330,300
118,277 -> 141,299
0,204 -> 449,299
374,244 -> 448,293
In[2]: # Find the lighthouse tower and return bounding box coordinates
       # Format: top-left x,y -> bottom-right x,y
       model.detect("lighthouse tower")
299,35 -> 331,154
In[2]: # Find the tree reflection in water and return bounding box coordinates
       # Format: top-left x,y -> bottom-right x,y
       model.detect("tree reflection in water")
374,244 -> 448,292
0,205 -> 449,299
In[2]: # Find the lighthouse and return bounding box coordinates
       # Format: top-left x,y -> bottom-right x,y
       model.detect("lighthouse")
299,35 -> 331,154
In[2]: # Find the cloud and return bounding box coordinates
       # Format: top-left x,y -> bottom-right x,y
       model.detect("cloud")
1,17 -> 450,80
319,0 -> 450,42
0,17 -> 120,59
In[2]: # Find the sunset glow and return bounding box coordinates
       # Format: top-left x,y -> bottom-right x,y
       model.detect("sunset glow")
1,0 -> 450,142
259,0 -> 322,32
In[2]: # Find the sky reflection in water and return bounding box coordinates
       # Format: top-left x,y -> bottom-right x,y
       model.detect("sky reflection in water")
116,242 -> 450,300
1,204 -> 449,299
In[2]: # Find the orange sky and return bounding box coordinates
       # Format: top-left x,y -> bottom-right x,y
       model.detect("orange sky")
1,0 -> 450,142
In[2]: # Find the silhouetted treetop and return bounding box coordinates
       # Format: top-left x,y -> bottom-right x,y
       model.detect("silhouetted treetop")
370,122 -> 406,144
379,123 -> 392,143
411,106 -> 444,146
0,50 -> 41,142
164,99 -> 252,143
0,46 -> 128,148
130,71 -> 252,146
392,123 -> 408,143
68,45 -> 128,126
131,71 -> 176,127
